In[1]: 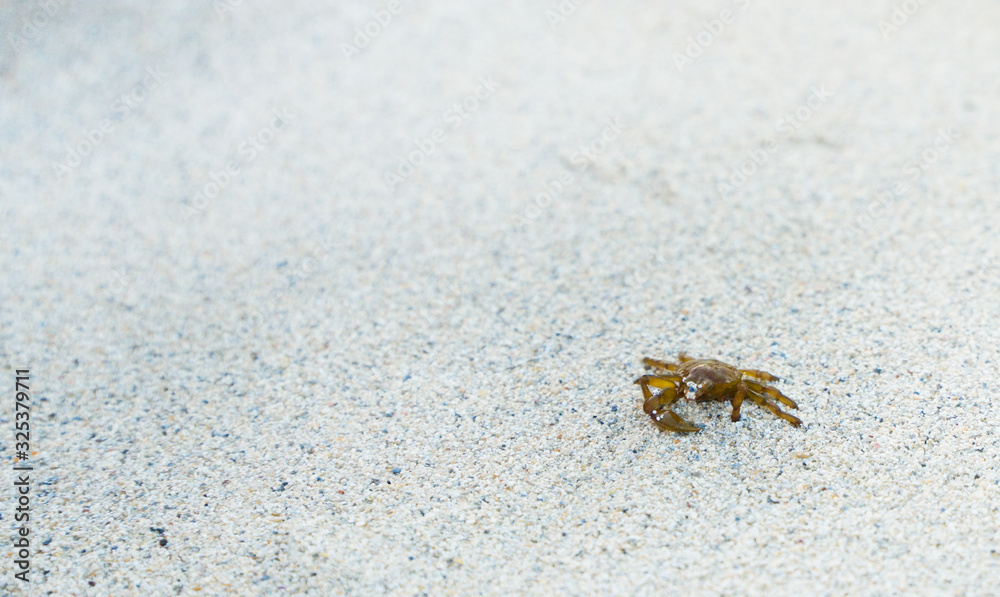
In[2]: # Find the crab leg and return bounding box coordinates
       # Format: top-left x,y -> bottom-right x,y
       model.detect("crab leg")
744,379 -> 798,410
746,389 -> 801,427
641,357 -> 680,371
633,374 -> 683,401
730,381 -> 747,422
739,368 -> 780,382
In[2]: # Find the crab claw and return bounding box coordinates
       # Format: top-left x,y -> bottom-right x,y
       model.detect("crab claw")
636,374 -> 700,432
649,408 -> 702,433
642,393 -> 665,415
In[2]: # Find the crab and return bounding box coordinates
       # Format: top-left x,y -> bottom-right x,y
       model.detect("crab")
634,353 -> 801,432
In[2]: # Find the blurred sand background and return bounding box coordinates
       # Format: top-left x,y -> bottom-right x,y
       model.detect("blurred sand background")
2,0 -> 999,594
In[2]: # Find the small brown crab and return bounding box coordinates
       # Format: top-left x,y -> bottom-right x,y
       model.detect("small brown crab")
634,354 -> 801,433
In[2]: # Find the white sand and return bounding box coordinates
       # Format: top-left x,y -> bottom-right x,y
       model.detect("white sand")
2,1 -> 999,594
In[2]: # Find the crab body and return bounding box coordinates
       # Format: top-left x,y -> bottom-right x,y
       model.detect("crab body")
634,354 -> 801,433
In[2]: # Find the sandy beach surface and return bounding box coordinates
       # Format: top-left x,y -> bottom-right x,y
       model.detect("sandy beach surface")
2,1 -> 999,595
